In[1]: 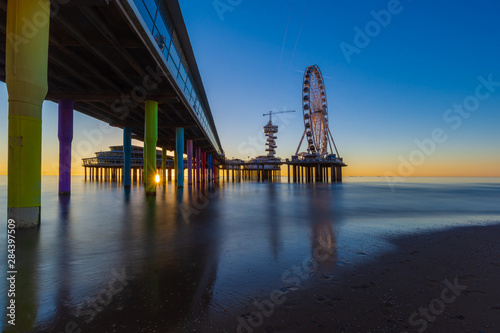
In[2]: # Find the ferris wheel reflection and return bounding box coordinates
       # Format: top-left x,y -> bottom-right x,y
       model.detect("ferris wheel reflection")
308,187 -> 340,273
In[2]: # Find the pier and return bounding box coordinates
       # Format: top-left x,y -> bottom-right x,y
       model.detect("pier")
2,1 -> 346,229
1,0 -> 223,227
221,157 -> 346,183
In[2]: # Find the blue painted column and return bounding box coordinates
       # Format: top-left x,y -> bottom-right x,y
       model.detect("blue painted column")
161,147 -> 167,183
58,99 -> 73,195
196,147 -> 201,183
174,151 -> 177,182
202,152 -> 206,182
123,127 -> 132,188
176,127 -> 184,188
208,154 -> 212,181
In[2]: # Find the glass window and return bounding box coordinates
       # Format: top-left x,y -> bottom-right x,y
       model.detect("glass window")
169,46 -> 181,70
185,80 -> 193,97
167,52 -> 177,73
135,1 -> 155,32
179,64 -> 187,83
155,15 -> 171,50
143,0 -> 158,23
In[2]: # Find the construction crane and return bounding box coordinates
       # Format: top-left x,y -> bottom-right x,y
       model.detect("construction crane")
263,110 -> 296,122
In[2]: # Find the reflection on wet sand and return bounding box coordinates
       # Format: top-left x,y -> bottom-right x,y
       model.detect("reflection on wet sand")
9,226 -> 40,332
2,177 -> 496,332
32,183 -> 222,332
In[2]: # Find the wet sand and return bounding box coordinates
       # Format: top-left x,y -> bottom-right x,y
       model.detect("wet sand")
206,223 -> 500,333
5,178 -> 500,333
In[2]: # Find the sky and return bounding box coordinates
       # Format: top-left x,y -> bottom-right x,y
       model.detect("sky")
1,0 -> 500,177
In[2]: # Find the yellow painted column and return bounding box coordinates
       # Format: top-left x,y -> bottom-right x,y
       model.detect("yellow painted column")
7,0 -> 50,228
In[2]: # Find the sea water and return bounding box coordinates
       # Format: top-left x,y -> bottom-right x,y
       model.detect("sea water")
0,176 -> 499,331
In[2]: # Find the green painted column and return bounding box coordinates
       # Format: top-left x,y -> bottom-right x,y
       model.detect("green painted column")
7,0 -> 50,228
144,101 -> 158,196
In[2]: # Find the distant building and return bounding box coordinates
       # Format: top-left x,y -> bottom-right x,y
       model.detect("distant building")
82,145 -> 175,181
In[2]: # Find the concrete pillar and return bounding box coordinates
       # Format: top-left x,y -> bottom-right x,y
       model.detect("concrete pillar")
6,0 -> 50,227
58,99 -> 73,195
161,147 -> 167,184
144,100 -> 158,195
187,140 -> 193,185
176,127 -> 184,188
123,127 -> 132,188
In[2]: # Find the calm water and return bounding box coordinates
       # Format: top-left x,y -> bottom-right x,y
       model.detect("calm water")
1,176 -> 500,332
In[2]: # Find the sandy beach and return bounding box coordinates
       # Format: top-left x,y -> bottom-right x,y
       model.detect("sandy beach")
206,223 -> 500,333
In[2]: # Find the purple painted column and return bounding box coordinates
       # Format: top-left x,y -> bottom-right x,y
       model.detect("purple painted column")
196,147 -> 201,183
187,140 -> 193,185
58,99 -> 73,195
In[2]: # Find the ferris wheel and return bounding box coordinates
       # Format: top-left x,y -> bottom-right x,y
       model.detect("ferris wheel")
296,65 -> 339,158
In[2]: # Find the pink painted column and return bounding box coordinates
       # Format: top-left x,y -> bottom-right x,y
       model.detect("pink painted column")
187,140 -> 193,185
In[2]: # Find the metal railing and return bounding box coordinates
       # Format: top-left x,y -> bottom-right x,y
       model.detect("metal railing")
132,0 -> 222,154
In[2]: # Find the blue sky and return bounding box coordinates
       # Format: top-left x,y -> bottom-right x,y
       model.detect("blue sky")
178,0 -> 500,176
1,0 -> 499,176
